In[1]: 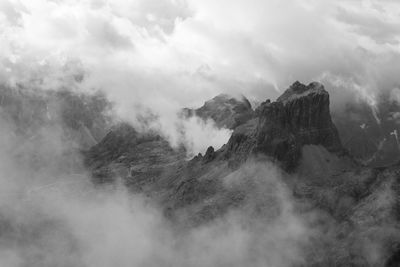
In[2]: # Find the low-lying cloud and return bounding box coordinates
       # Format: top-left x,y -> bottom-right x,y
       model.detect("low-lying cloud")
0,102 -> 312,267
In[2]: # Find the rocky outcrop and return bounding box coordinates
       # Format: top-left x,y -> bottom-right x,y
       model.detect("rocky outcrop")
224,81 -> 343,170
183,94 -> 255,129
203,146 -> 216,163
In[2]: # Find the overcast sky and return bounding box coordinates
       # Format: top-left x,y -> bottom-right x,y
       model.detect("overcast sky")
0,0 -> 400,112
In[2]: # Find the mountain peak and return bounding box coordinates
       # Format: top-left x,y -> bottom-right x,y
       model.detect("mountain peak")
277,81 -> 326,104
184,93 -> 254,129
203,93 -> 252,111
224,81 -> 343,170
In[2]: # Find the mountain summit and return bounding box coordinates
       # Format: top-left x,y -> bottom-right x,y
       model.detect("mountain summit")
224,81 -> 343,170
183,93 -> 254,129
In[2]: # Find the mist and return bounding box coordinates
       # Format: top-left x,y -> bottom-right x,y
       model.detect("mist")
0,94 -> 313,267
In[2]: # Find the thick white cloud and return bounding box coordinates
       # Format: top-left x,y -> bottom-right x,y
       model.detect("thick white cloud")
0,0 -> 398,96
0,0 -> 399,152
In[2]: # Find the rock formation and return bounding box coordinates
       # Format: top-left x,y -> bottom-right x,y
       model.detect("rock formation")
224,81 -> 344,170
182,93 -> 254,129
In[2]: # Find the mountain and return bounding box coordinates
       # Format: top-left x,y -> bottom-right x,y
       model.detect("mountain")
182,93 -> 254,129
85,81 -> 400,266
86,82 -> 353,213
223,81 -> 345,170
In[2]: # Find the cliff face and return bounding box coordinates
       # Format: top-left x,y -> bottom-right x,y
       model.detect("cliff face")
224,81 -> 343,170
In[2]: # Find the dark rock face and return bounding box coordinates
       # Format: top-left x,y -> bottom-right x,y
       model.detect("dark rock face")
224,81 -> 343,170
203,146 -> 216,163
183,93 -> 255,129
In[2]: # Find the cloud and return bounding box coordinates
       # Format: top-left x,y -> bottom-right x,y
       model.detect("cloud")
0,105 -> 312,267
390,87 -> 400,104
0,0 -> 400,152
336,7 -> 400,45
1,2 -> 399,264
0,0 -> 24,26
